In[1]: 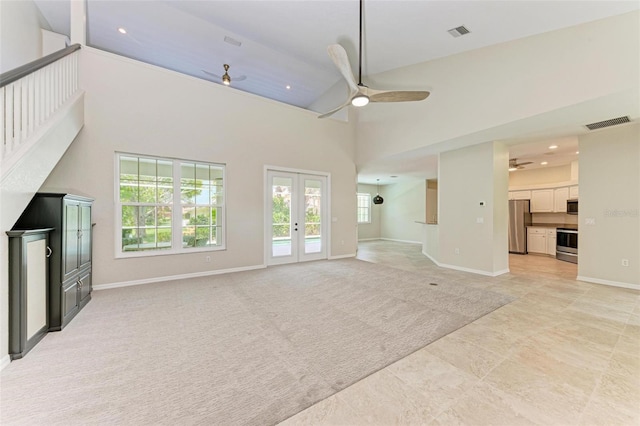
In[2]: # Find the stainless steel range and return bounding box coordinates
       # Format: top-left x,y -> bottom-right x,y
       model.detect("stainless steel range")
556,228 -> 578,264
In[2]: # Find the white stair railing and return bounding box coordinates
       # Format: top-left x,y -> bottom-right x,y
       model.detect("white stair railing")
0,44 -> 81,166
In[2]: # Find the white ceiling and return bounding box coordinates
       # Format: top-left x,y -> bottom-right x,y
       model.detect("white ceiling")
34,0 -> 639,182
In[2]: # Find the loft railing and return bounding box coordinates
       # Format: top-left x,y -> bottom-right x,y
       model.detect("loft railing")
0,44 -> 81,164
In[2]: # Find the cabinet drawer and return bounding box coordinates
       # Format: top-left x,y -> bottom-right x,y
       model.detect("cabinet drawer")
527,228 -> 546,235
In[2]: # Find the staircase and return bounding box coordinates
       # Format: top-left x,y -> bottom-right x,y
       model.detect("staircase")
0,44 -> 85,231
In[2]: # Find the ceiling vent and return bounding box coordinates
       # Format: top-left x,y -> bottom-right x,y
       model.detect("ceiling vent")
448,26 -> 470,38
585,116 -> 630,130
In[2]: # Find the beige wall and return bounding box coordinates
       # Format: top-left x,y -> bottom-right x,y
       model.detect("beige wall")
438,142 -> 509,275
40,47 -> 357,286
578,123 -> 639,287
379,180 -> 425,243
509,164 -> 573,187
356,12 -> 639,168
357,184 -> 381,240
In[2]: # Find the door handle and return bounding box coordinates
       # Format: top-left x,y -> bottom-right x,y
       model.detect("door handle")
46,246 -> 52,258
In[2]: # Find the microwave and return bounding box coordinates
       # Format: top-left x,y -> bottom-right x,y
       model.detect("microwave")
567,199 -> 578,215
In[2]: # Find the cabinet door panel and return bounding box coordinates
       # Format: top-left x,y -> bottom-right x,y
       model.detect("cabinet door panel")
79,203 -> 92,269
62,281 -> 79,321
63,201 -> 80,279
78,271 -> 91,307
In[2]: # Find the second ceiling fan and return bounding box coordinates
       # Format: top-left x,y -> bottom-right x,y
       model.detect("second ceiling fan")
319,0 -> 431,118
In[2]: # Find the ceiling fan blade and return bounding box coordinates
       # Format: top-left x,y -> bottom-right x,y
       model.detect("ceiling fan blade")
518,161 -> 533,166
327,44 -> 359,93
202,69 -> 221,79
202,70 -> 247,82
368,90 -> 431,103
318,97 -> 354,119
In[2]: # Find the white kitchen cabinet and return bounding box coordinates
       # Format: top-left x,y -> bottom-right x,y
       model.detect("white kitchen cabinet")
509,190 -> 531,200
553,187 -> 569,213
527,227 -> 547,254
569,186 -> 579,199
530,190 -> 554,212
546,229 -> 556,256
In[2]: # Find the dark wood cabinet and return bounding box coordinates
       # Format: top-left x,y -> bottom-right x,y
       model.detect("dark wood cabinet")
14,193 -> 94,331
7,229 -> 53,360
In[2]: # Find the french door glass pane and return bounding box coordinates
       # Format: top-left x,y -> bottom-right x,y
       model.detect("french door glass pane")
272,177 -> 292,257
304,179 -> 322,254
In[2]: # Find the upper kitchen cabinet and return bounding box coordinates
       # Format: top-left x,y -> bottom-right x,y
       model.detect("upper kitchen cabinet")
509,190 -> 531,200
569,185 -> 579,199
530,189 -> 554,212
553,187 -> 570,213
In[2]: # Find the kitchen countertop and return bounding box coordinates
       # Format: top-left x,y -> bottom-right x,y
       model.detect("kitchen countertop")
528,223 -> 578,230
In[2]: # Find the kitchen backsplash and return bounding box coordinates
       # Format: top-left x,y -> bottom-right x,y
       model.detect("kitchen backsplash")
532,213 -> 578,225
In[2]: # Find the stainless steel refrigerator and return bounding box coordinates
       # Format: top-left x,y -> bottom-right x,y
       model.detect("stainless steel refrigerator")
508,200 -> 532,254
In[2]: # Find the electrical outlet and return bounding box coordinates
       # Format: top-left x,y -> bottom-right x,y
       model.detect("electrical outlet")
455,248 -> 460,255
621,258 -> 629,267
205,255 -> 211,263
476,217 -> 484,224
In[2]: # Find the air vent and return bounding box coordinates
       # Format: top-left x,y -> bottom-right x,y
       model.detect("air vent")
585,116 -> 630,130
224,36 -> 242,47
448,26 -> 470,38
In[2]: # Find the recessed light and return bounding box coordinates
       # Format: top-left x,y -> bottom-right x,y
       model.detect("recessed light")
118,27 -> 127,34
549,145 -> 558,149
286,85 -> 291,90
576,151 -> 579,154
541,161 -> 548,165
508,167 -> 517,172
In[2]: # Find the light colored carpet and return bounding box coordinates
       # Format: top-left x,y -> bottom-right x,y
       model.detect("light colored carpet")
1,258 -> 514,425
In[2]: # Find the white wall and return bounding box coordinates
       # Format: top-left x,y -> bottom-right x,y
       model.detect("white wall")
438,142 -> 509,275
0,0 -> 47,73
379,180 -> 425,243
578,123 -> 639,288
356,11 -> 639,168
356,183 -> 381,240
40,47 -> 357,286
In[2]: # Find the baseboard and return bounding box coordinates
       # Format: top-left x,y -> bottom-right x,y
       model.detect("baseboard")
329,253 -> 357,260
419,250 -> 508,277
438,262 -> 510,277
380,238 -> 422,245
1,354 -> 10,371
422,250 -> 441,266
577,275 -> 639,290
94,264 -> 266,290
357,238 -> 380,242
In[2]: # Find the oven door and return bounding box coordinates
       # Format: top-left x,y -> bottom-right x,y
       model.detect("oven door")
557,229 -> 578,254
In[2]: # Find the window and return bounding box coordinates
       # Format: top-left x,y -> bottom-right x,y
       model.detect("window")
357,193 -> 371,223
117,153 -> 225,257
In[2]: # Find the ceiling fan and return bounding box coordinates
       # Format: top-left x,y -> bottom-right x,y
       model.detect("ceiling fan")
509,158 -> 533,170
319,0 -> 430,118
202,64 -> 246,86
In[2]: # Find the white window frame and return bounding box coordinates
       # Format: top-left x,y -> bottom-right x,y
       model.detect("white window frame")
115,152 -> 226,258
357,193 -> 372,224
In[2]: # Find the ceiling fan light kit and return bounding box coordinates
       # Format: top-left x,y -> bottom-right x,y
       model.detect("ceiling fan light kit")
222,64 -> 231,86
373,179 -> 384,204
351,93 -> 370,107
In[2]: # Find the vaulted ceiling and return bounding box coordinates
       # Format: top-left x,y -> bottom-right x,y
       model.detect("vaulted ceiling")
34,1 -> 639,181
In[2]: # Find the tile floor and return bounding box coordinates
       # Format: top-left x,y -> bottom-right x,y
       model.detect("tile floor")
280,240 -> 640,425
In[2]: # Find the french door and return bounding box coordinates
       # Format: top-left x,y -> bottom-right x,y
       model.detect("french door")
266,170 -> 328,265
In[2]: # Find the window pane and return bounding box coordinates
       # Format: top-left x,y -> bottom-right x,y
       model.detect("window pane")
158,206 -> 172,226
181,163 -> 196,186
195,227 -> 210,247
196,207 -> 210,225
182,227 -> 196,248
195,164 -> 210,184
139,181 -> 157,203
139,158 -> 156,181
122,229 -> 139,251
157,228 -> 172,249
122,206 -> 138,228
120,180 -> 138,203
141,206 -> 156,227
